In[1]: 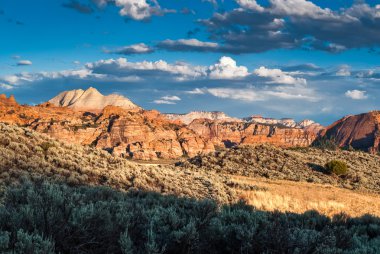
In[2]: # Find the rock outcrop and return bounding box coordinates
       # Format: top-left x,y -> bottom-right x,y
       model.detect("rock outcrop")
188,119 -> 317,148
244,115 -> 322,131
0,91 -> 326,160
320,111 -> 380,153
49,87 -> 139,112
0,97 -> 213,160
164,111 -> 240,124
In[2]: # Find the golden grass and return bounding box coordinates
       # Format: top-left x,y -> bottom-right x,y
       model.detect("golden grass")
232,175 -> 380,217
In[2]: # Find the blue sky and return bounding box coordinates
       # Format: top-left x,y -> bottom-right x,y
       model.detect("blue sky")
1,0 -> 380,125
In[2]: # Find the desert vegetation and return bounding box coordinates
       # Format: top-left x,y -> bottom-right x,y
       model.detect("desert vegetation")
178,144 -> 380,193
0,123 -> 234,203
1,123 -> 380,252
0,181 -> 379,253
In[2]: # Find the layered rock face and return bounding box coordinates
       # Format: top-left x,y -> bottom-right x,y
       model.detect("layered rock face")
0,95 -> 213,160
188,119 -> 317,148
0,89 -> 324,160
49,87 -> 139,112
165,111 -> 240,124
320,111 -> 380,153
244,115 -> 322,130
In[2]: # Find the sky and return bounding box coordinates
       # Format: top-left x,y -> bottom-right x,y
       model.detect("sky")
1,0 -> 380,125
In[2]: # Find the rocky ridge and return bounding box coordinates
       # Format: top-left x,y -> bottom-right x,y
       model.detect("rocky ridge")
321,111 -> 380,153
6,88 -> 380,160
164,111 -> 241,124
49,87 -> 139,112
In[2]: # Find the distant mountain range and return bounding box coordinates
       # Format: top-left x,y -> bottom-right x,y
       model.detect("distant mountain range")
0,87 -> 379,159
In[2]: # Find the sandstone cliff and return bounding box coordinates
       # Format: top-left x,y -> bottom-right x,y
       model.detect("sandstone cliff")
0,92 -> 321,160
164,111 -> 240,124
188,119 -> 317,148
320,111 -> 380,153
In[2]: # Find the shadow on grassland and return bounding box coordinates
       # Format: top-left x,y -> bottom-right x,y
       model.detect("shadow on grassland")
0,180 -> 380,254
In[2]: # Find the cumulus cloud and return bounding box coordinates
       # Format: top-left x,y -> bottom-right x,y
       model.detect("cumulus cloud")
207,88 -> 263,101
86,58 -> 206,80
17,60 -> 32,66
92,0 -> 174,20
107,43 -> 154,55
336,65 -> 351,77
254,66 -> 307,85
235,0 -> 264,12
153,1 -> 380,54
206,85 -> 317,102
208,56 -> 249,79
345,90 -> 368,100
157,39 -> 219,52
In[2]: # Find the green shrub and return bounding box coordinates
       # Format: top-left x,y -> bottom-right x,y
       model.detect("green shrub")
312,137 -> 338,151
325,160 -> 348,175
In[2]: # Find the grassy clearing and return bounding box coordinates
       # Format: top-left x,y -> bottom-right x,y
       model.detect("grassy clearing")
231,175 -> 380,217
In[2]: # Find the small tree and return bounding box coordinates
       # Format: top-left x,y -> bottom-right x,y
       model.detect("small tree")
325,160 -> 348,176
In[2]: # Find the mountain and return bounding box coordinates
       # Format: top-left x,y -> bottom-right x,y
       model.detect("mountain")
0,92 -> 321,160
164,111 -> 241,124
320,111 -> 380,153
244,115 -> 323,130
48,87 -> 139,112
187,118 -> 317,148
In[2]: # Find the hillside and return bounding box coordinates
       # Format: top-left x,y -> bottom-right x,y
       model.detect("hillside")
178,144 -> 380,193
0,123 -> 234,203
320,111 -> 380,153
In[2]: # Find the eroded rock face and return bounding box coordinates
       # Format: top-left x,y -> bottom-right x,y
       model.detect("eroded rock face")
320,111 -> 380,153
164,111 -> 241,125
0,100 -> 213,160
0,93 -> 323,160
188,119 -> 317,148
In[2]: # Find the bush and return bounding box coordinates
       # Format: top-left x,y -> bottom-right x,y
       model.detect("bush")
0,181 -> 379,253
325,160 -> 348,175
312,137 -> 338,151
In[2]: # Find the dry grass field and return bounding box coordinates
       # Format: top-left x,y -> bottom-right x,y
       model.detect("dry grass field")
231,175 -> 380,217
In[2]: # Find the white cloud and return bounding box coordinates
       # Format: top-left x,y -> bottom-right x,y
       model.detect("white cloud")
87,58 -> 206,79
336,65 -> 351,77
254,66 -> 307,85
207,88 -> 263,101
185,88 -> 205,94
17,60 -> 32,66
153,99 -> 176,104
94,0 -> 173,20
345,90 -> 368,100
108,43 -> 154,55
158,38 -> 219,52
0,83 -> 13,90
206,84 -> 318,102
153,95 -> 181,104
208,56 -> 249,79
269,0 -> 335,19
236,0 -> 265,12
161,95 -> 181,101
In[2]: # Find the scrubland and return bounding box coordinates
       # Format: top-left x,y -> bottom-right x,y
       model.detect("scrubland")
178,144 -> 380,193
1,123 -> 380,253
